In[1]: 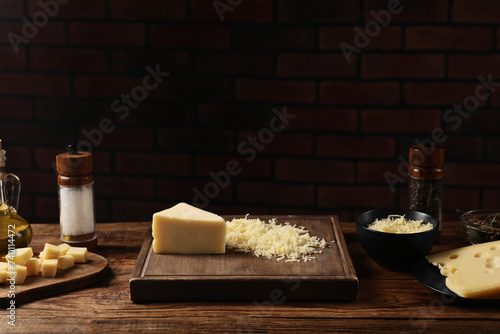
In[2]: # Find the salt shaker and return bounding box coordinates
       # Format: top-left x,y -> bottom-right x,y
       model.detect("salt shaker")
56,150 -> 97,252
408,144 -> 445,242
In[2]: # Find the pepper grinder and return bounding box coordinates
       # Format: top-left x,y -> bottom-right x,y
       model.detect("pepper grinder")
56,149 -> 97,252
408,144 -> 445,243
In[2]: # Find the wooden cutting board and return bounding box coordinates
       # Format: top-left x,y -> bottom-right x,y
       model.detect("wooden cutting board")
0,252 -> 108,307
130,215 -> 358,302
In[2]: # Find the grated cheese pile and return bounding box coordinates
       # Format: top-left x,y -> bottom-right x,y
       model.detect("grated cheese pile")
367,214 -> 433,234
225,216 -> 327,262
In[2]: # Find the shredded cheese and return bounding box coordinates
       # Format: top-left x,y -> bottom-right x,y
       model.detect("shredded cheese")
225,216 -> 327,262
367,214 -> 433,234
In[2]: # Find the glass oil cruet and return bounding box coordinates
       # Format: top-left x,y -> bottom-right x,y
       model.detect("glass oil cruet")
0,139 -> 32,255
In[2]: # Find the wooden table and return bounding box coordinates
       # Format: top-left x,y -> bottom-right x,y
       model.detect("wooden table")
3,221 -> 499,333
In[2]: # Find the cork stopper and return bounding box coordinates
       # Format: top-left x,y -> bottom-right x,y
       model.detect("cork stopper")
56,151 -> 93,186
409,144 -> 445,179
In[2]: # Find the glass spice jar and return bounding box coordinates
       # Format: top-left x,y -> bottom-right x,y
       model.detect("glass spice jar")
408,144 -> 445,243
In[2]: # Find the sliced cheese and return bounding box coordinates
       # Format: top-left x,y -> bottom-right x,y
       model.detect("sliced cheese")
426,240 -> 500,299
152,202 -> 226,254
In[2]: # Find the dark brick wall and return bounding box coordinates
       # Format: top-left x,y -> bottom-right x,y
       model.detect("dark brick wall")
1,0 -> 499,223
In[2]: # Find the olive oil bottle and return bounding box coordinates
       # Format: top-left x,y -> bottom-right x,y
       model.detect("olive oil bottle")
0,140 -> 32,255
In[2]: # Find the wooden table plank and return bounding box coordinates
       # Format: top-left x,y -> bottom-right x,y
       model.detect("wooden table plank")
2,221 -> 499,333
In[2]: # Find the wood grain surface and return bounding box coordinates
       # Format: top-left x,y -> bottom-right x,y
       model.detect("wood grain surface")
130,216 -> 358,302
1,220 -> 499,334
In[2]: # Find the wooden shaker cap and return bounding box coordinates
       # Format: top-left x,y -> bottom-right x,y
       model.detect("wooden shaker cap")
56,151 -> 93,186
409,144 -> 445,179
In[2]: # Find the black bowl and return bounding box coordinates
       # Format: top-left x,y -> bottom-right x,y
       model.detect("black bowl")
356,209 -> 439,270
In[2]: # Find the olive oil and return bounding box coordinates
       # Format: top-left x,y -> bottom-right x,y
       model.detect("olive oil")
0,203 -> 32,255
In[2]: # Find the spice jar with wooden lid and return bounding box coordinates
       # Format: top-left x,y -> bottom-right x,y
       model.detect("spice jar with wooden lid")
408,144 -> 445,242
56,150 -> 97,252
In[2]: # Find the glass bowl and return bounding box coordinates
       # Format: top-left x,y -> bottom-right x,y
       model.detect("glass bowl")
460,209 -> 500,244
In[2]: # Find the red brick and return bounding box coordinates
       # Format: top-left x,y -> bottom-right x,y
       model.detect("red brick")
0,22 -> 65,44
35,99 -> 112,122
278,0 -> 359,22
361,109 -> 442,133
113,50 -> 190,74
317,135 -> 395,158
404,82 -> 482,106
320,26 -> 401,50
237,132 -> 314,156
238,181 -> 314,206
0,97 -> 32,120
158,178 -> 232,202
445,110 -> 500,134
446,163 -> 500,186
284,108 -> 358,131
449,55 -> 500,79
155,78 -> 231,100
1,123 -> 74,145
69,23 -> 145,46
0,73 -> 69,96
195,53 -> 273,76
28,0 -> 106,19
276,158 -> 354,183
150,25 -> 229,49
362,54 -> 445,79
365,0 -> 449,22
15,171 -> 57,194
237,79 -> 316,104
406,26 -> 492,51
198,104 -> 276,128
444,136 -> 484,161
195,155 -> 272,178
277,53 -> 357,78
4,146 -> 32,169
487,138 -> 500,161
159,129 -> 233,152
116,102 -> 194,126
0,46 -> 25,69
110,200 -> 172,222
31,47 -> 108,72
96,176 -> 155,199
453,0 -> 500,23
109,0 -> 187,20
191,0 -> 273,22
78,128 -> 154,150
0,0 -> 24,18
357,161 -> 400,184
318,186 -> 395,208
115,153 -> 192,176
320,81 -> 400,105
34,147 -> 110,173
484,189 -> 500,209
443,188 -> 480,211
73,75 -> 148,98
233,26 -> 314,50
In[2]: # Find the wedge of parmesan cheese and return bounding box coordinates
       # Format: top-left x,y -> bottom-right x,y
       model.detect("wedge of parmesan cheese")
225,216 -> 327,262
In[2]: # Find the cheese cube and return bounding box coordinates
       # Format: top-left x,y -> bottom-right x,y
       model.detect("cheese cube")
58,243 -> 71,256
57,255 -> 74,270
39,250 -> 46,261
42,243 -> 60,260
41,259 -> 58,278
6,247 -> 33,265
0,270 -> 7,284
66,247 -> 88,263
0,261 -> 9,271
427,240 -> 500,299
26,258 -> 40,276
152,202 -> 226,254
7,264 -> 27,284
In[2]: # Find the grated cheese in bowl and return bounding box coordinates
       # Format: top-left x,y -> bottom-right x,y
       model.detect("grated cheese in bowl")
367,214 -> 433,234
225,216 -> 327,262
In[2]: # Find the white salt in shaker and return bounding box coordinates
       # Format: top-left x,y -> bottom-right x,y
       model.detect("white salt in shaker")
56,149 -> 98,252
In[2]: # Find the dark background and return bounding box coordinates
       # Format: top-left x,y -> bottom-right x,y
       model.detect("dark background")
0,0 -> 499,223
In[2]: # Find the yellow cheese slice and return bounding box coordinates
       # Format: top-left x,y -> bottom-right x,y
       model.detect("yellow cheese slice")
426,240 -> 500,299
152,202 -> 226,254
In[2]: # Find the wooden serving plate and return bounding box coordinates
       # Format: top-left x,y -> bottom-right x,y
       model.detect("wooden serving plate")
0,252 -> 108,307
130,215 -> 358,302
